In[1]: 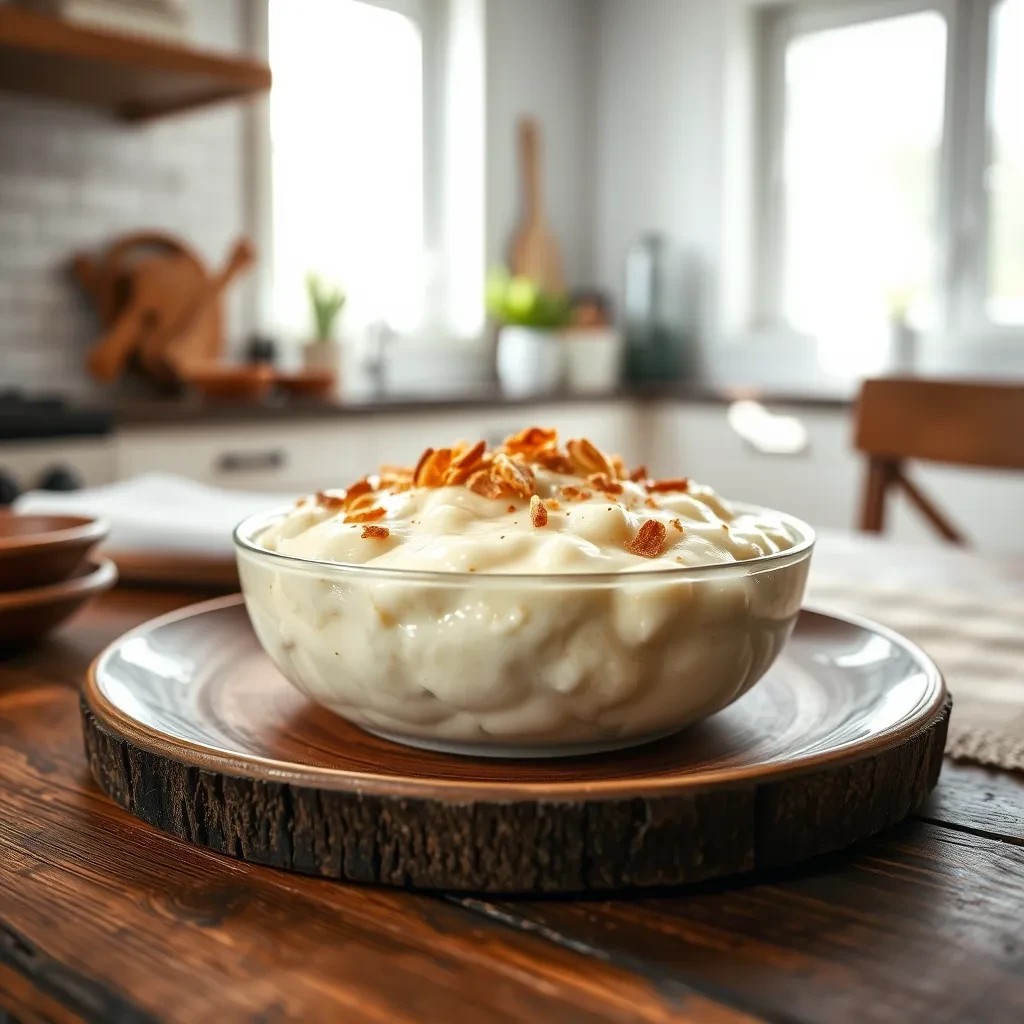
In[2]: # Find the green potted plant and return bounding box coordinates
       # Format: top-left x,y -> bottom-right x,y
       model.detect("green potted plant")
486,268 -> 571,396
304,273 -> 347,376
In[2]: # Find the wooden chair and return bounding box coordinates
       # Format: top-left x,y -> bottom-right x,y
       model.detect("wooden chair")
854,378 -> 1024,543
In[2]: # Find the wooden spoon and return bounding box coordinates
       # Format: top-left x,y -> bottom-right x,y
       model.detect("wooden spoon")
161,239 -> 256,378
509,118 -> 564,293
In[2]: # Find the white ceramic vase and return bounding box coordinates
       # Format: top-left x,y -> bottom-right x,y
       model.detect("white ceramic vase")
563,327 -> 624,394
889,319 -> 917,374
496,326 -> 565,397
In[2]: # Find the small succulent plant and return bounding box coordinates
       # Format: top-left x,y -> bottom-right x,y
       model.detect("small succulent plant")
306,273 -> 347,341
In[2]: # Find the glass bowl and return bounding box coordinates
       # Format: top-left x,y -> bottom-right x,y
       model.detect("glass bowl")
234,505 -> 814,758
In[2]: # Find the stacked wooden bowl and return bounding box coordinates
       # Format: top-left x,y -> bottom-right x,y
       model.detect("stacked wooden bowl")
0,513 -> 117,651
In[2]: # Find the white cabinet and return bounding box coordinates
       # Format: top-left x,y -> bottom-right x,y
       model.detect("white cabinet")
648,401 -> 1024,549
12,399 -> 1020,550
0,437 -> 118,492
647,403 -> 860,531
366,401 -> 647,467
115,401 -> 648,495
117,422 -> 360,494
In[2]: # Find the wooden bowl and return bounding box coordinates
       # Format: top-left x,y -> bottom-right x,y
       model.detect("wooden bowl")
0,557 -> 117,651
182,364 -> 275,402
0,512 -> 109,592
275,368 -> 336,400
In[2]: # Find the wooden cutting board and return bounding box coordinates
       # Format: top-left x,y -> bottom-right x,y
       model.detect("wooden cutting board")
162,238 -> 256,377
509,118 -> 564,292
75,231 -> 254,386
77,233 -> 210,383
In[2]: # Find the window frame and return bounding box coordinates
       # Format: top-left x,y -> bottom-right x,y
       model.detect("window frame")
246,0 -> 483,337
754,0 -> 1016,340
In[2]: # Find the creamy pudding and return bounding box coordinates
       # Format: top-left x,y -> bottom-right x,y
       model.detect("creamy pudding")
235,428 -> 813,756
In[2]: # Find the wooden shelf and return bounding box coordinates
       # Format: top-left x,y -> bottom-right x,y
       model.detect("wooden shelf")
0,7 -> 271,122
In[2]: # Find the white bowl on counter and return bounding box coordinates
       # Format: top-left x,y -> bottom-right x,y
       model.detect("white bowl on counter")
562,327 -> 624,394
496,326 -> 566,397
233,505 -> 814,758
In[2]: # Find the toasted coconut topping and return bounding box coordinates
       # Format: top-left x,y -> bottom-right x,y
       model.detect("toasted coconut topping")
467,467 -> 507,500
530,495 -> 549,528
444,439 -> 487,485
627,520 -> 667,558
586,472 -> 623,496
269,432 -> 801,576
503,426 -> 557,454
378,471 -> 413,493
496,453 -> 536,498
416,447 -> 453,488
344,506 -> 386,524
346,492 -> 378,512
648,478 -> 690,494
342,478 -> 373,508
315,490 -> 347,510
319,428 -> 695,563
567,437 -> 611,477
534,448 -> 574,474
412,447 -> 435,486
561,486 -> 593,502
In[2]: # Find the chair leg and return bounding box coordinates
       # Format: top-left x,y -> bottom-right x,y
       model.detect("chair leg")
859,458 -> 890,533
895,469 -> 967,544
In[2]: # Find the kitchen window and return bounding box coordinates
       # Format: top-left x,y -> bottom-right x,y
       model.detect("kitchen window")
757,0 -> 1024,347
254,0 -> 485,341
988,0 -> 1024,324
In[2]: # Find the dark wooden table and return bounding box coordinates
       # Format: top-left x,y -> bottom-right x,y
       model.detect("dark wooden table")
2,543 -> 1023,1023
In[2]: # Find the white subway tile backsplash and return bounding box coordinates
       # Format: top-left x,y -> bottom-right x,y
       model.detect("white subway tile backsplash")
0,0 -> 251,396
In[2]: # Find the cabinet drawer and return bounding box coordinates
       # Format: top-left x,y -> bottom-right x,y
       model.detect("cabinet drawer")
0,438 -> 117,495
117,423 -> 372,493
366,402 -> 647,467
115,402 -> 647,495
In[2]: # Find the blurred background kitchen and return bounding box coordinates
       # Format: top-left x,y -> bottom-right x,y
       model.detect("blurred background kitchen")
1,0 -> 1021,560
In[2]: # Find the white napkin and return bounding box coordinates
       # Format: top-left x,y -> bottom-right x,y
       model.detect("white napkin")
15,473 -> 292,556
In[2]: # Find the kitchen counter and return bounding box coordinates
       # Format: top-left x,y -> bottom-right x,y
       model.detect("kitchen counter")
1,380 -> 857,443
109,380 -> 854,430
0,395 -> 113,441
6,385 -> 857,507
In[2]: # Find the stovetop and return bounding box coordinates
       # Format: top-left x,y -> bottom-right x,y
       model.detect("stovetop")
0,390 -> 113,442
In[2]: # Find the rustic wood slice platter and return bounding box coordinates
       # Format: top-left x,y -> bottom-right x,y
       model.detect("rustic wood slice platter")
82,597 -> 950,893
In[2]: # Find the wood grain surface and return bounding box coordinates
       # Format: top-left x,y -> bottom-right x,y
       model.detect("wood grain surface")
105,549 -> 238,589
80,599 -> 948,891
0,7 -> 272,123
0,618 -> 741,1024
456,823 -> 1024,1024
1,579 -> 1022,1023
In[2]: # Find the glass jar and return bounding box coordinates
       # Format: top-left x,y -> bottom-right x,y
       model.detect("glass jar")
623,233 -> 692,382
